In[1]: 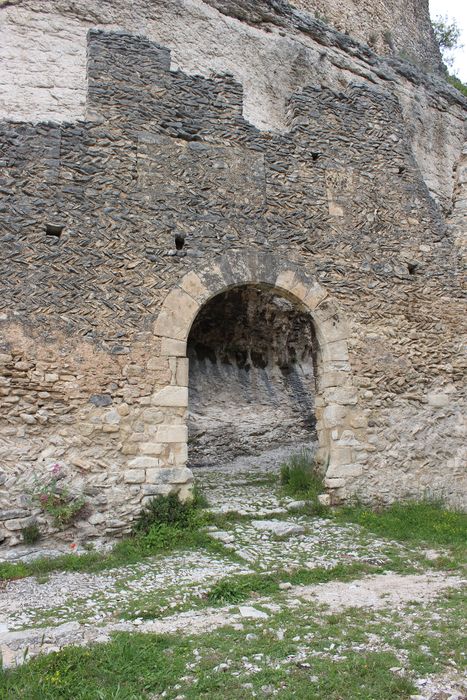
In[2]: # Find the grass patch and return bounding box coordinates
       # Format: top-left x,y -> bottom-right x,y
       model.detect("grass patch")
447,73 -> 467,96
0,617 -> 419,699
0,495 -> 234,582
2,574 -> 464,699
334,499 -> 467,547
207,561 -> 380,605
279,449 -> 327,514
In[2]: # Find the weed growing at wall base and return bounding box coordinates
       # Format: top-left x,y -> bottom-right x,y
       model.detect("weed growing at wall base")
334,498 -> 467,547
30,464 -> 85,528
280,449 -> 326,512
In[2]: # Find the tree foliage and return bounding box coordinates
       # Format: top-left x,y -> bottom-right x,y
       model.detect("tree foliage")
432,14 -> 463,68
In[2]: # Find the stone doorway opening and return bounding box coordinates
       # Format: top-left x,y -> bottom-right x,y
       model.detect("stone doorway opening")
187,284 -> 318,469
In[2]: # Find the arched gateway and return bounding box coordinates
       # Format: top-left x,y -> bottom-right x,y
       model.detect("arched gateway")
141,252 -> 365,505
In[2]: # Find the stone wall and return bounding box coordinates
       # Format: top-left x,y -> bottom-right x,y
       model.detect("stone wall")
0,0 -> 465,213
0,26 -> 466,545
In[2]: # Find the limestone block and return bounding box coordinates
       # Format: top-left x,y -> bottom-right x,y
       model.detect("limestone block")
175,358 -> 189,387
180,271 -> 210,303
4,516 -> 36,531
319,370 -> 352,390
160,338 -> 187,357
88,513 -> 105,525
117,403 -> 130,416
124,470 -> 145,483
317,316 -> 349,344
121,444 -> 139,455
288,280 -> 309,302
142,408 -> 164,424
427,392 -> 449,407
317,494 -> 331,506
324,387 -> 358,405
324,477 -> 346,488
322,340 -> 350,363
275,269 -> 296,292
146,467 -> 193,484
251,520 -> 305,537
155,424 -> 188,443
350,412 -> 368,429
147,357 -> 169,371
304,282 -> 328,310
170,443 -> 188,465
154,288 -> 199,340
326,462 -> 363,478
323,404 -> 348,427
139,442 -> 163,455
141,487 -> 172,503
177,483 -> 194,502
142,484 -> 165,496
334,430 -> 361,446
78,423 -> 95,437
128,456 -> 161,470
104,410 -> 120,425
152,386 -> 188,407
0,509 -> 29,520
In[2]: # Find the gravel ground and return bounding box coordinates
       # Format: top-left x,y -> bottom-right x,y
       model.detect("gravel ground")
0,444 -> 465,700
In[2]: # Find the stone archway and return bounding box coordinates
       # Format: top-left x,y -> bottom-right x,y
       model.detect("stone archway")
151,252 -> 364,503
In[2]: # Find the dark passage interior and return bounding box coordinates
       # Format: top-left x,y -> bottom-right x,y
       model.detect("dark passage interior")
187,285 -> 318,467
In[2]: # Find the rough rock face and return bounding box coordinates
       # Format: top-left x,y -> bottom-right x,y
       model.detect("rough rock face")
188,287 -> 317,464
0,2 -> 465,545
291,0 -> 442,72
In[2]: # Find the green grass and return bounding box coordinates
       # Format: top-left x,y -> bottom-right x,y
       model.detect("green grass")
1,561 -> 465,699
0,526 -> 233,583
207,561 -> 386,605
12,588 -> 467,699
279,449 -> 327,514
447,73 -> 467,96
0,630 -> 417,699
333,499 -> 467,547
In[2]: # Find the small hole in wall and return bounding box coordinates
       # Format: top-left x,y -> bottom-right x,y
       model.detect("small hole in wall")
398,166 -> 405,174
407,262 -> 417,275
175,233 -> 185,250
45,223 -> 64,239
311,152 -> 320,161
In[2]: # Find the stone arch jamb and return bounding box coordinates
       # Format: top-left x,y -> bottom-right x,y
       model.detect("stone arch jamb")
148,252 -> 364,503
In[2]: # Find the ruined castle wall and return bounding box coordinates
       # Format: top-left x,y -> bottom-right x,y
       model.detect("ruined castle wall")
0,24 -> 466,544
0,0 -> 465,213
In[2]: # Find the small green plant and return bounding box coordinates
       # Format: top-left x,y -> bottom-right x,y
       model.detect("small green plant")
280,449 -> 324,497
31,464 -> 85,527
133,492 -> 206,535
191,484 -> 209,509
447,73 -> 467,96
21,522 -> 41,545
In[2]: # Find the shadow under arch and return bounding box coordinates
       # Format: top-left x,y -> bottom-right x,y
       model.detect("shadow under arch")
153,251 -> 364,502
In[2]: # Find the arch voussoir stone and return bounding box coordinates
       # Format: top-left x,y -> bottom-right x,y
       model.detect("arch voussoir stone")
151,252 -> 364,504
